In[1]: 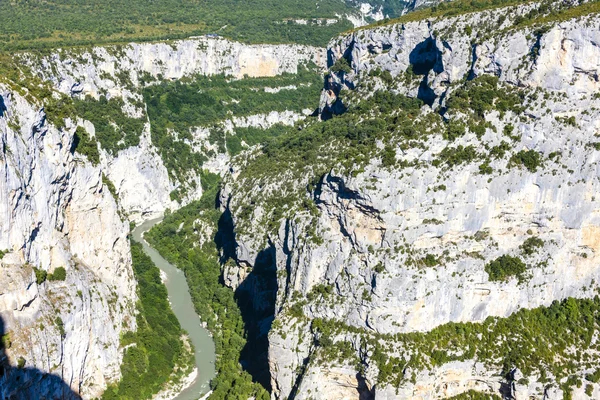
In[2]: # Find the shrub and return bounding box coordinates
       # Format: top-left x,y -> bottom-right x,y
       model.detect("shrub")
17,357 -> 26,369
485,255 -> 527,282
444,120 -> 466,141
447,390 -> 501,400
33,267 -> 47,285
48,266 -> 67,281
433,145 -> 478,168
331,57 -> 352,74
71,126 -> 100,166
520,237 -> 544,256
479,161 -> 493,175
511,150 -> 541,172
55,317 -> 65,337
422,254 -> 439,267
381,145 -> 396,167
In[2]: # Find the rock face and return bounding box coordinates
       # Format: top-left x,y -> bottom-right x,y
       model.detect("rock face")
221,2 -> 600,399
0,35 -> 327,398
31,37 -> 326,98
24,37 -> 327,221
0,89 -> 136,398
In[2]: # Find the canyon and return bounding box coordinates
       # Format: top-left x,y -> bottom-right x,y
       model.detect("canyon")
2,0 -> 600,399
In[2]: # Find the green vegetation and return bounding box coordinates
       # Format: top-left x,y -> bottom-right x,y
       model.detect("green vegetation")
445,76 -> 524,120
72,126 -> 100,165
447,391 -> 502,400
145,177 -> 269,400
33,267 -> 47,285
433,145 -> 478,168
520,237 -> 544,256
17,357 -> 26,369
330,57 -> 352,74
102,241 -> 193,400
422,254 -> 438,267
142,67 -> 321,182
485,255 -> 527,282
55,316 -> 65,337
48,266 -> 67,281
227,124 -> 290,156
74,96 -> 145,155
232,90 -> 429,234
510,149 -> 542,172
1,333 -> 11,350
0,0 -> 360,52
102,174 -> 119,202
307,296 -> 600,394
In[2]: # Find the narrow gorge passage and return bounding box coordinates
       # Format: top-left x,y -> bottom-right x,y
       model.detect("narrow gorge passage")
132,218 -> 216,399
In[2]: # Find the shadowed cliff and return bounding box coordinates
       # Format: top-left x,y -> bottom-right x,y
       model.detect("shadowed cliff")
0,315 -> 82,400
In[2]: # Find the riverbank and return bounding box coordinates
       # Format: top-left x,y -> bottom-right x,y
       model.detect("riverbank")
132,218 -> 216,400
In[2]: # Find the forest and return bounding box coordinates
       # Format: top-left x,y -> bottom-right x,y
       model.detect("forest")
0,0 -> 358,51
142,66 -> 321,185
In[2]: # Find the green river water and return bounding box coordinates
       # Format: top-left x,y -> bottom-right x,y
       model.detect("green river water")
133,218 -> 216,400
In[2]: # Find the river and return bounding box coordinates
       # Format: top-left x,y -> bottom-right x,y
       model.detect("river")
132,218 -> 216,400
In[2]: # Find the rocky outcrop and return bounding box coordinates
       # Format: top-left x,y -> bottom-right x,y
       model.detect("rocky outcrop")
28,37 -> 326,99
327,2 -> 600,101
0,89 -> 136,398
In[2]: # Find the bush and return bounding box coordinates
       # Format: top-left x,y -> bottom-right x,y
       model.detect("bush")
55,317 -> 65,337
71,126 -> 100,165
381,145 -> 396,167
485,255 -> 527,282
48,266 -> 67,281
520,237 -> 544,256
479,161 -> 493,175
447,390 -> 501,400
444,120 -> 466,141
511,150 -> 541,172
433,145 -> 478,168
17,357 -> 26,369
330,57 -> 352,74
422,254 -> 438,267
33,267 -> 47,285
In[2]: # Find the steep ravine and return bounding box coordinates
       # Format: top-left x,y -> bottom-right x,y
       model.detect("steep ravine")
132,218 -> 216,400
0,35 -> 323,398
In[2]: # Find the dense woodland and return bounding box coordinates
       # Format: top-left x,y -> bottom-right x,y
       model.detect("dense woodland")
0,0 -> 360,51
142,67 -> 321,190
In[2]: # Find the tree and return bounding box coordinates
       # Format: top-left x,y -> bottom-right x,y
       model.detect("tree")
331,57 -> 352,74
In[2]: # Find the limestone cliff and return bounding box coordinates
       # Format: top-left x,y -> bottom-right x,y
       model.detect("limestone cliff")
0,88 -> 136,399
22,37 -> 326,221
0,35 -> 327,399
221,1 -> 600,399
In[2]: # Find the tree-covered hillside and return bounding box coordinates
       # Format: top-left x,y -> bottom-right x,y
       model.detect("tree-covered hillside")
0,0 -> 377,51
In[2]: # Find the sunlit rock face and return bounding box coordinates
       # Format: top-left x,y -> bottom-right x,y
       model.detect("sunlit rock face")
0,89 -> 136,399
0,34 -> 327,398
221,2 -> 600,399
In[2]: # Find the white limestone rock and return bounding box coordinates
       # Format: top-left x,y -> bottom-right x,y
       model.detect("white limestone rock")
0,88 -> 136,399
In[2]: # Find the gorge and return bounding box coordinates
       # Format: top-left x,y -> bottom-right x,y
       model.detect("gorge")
2,0 -> 600,399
